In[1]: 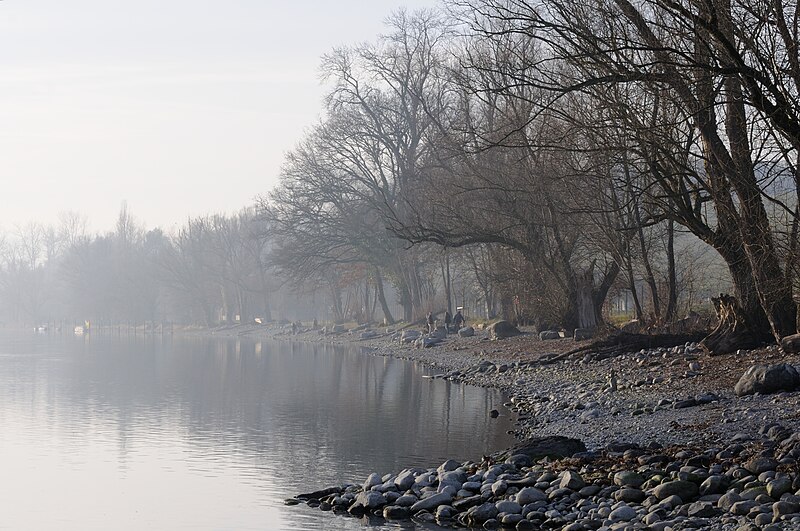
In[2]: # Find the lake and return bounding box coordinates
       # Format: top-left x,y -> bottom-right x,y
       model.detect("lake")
0,331 -> 515,530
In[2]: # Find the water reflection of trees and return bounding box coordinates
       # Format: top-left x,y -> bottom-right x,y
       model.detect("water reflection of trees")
49,336 -> 513,487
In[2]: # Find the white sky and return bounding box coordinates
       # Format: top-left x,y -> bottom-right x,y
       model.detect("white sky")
0,0 -> 437,233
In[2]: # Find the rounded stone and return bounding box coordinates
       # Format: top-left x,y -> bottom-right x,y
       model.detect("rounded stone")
608,505 -> 637,522
614,471 -> 645,488
383,505 -> 410,519
653,480 -> 698,502
615,488 -> 646,503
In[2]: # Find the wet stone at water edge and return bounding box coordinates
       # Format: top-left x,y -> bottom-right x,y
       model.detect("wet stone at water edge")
289,429 -> 800,530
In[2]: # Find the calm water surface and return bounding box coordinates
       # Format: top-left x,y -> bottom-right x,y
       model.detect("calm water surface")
0,331 -> 515,530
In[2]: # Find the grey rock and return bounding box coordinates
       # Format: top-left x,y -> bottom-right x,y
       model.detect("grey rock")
614,471 -> 645,488
488,320 -> 520,340
547,487 -> 573,500
491,480 -> 508,496
420,337 -> 442,348
439,469 -> 467,484
400,330 -> 421,342
410,492 -> 453,513
453,495 -> 483,511
774,499 -> 800,517
615,488 -> 646,503
394,469 -> 419,491
458,326 -> 475,337
767,476 -> 793,498
467,502 -> 499,524
687,501 -> 720,518
608,505 -> 637,522
435,505 -> 455,520
539,330 -> 560,341
363,473 -> 382,491
352,491 -> 386,511
717,491 -> 742,512
394,494 -> 418,507
383,505 -> 410,519
653,480 -> 698,502
495,500 -> 522,514
505,454 -> 532,468
700,475 -> 727,496
504,436 -> 586,461
745,456 -> 779,475
734,363 -> 800,396
754,513 -> 773,526
559,471 -> 585,490
673,398 -> 698,409
579,485 -> 601,497
739,486 -> 767,500
515,487 -> 547,505
729,499 -> 759,515
501,513 -> 523,526
515,520 -> 535,531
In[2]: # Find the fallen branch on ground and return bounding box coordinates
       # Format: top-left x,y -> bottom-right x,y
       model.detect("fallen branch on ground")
539,331 -> 708,364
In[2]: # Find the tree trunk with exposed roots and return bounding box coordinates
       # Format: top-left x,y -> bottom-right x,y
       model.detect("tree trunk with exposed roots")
700,294 -> 772,355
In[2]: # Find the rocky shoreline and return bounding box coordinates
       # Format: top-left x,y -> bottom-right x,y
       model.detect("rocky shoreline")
202,322 -> 800,529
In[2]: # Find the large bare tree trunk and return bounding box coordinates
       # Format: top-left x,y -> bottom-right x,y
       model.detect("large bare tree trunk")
373,268 -> 395,325
441,248 -> 453,315
623,250 -> 644,321
715,0 -> 795,339
665,219 -> 678,322
700,294 -> 769,354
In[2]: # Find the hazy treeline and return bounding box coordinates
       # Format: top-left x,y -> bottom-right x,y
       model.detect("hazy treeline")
0,206 -> 276,327
268,0 -> 800,345
0,203 -> 507,327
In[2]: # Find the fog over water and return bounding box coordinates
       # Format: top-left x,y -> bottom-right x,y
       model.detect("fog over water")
0,331 -> 514,530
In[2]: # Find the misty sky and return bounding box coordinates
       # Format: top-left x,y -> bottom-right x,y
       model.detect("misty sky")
0,0 -> 436,232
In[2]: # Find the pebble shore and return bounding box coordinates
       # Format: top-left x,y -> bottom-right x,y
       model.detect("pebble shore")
208,323 -> 800,529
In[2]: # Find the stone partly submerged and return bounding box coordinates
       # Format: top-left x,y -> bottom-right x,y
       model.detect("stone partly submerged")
290,428 -> 800,529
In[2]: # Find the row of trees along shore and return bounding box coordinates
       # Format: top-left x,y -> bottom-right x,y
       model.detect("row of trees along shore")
269,0 -> 800,354
3,1 -> 799,355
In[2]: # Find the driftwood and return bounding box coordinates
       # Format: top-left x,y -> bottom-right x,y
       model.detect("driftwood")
699,294 -> 770,355
541,331 -> 707,364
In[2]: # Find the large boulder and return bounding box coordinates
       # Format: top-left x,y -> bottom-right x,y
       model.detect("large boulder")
574,327 -> 594,341
734,363 -> 800,396
415,336 -> 442,348
539,330 -> 560,340
458,326 -> 475,337
430,326 -> 448,339
497,436 -> 586,461
488,320 -> 520,340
